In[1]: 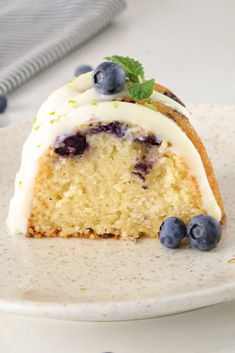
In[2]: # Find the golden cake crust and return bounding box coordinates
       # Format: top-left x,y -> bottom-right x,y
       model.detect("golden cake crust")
150,83 -> 225,223
27,225 -> 119,239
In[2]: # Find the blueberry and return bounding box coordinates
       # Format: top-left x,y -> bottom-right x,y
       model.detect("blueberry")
54,133 -> 87,156
92,62 -> 126,94
187,215 -> 221,251
74,65 -> 92,77
159,217 -> 186,249
134,159 -> 153,174
0,95 -> 7,113
88,121 -> 127,138
106,121 -> 127,137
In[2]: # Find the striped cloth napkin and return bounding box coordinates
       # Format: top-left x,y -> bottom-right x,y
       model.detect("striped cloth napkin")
0,0 -> 126,95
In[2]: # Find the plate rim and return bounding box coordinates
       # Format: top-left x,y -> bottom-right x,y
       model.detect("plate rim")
0,281 -> 234,321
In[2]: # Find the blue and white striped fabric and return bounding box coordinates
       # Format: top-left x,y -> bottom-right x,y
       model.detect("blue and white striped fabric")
0,0 -> 126,95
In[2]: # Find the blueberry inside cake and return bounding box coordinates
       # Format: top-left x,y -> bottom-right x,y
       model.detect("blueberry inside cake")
7,56 -> 225,241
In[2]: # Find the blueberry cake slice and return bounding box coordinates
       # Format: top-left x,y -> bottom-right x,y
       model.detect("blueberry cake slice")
7,56 -> 225,240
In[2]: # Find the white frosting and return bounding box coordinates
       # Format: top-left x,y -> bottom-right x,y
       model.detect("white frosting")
34,72 -> 190,126
7,73 -> 221,234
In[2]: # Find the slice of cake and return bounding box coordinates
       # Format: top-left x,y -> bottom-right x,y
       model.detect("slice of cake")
7,56 -> 225,244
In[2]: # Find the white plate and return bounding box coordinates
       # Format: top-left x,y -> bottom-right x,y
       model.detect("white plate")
0,104 -> 234,322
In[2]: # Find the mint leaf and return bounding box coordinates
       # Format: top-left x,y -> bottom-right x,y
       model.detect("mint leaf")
105,55 -> 144,83
127,79 -> 155,100
104,55 -> 155,101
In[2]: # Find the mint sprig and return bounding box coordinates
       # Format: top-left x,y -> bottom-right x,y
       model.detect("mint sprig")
127,79 -> 155,101
105,55 -> 144,83
105,55 -> 155,101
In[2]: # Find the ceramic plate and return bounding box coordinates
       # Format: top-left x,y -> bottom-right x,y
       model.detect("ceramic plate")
0,104 -> 234,322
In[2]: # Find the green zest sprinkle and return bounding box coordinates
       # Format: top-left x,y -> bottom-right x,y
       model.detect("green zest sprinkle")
49,114 -> 65,125
49,111 -> 55,116
80,287 -> 87,291
90,99 -> 97,105
33,116 -> 37,125
112,101 -> 119,109
18,180 -> 22,188
36,144 -> 41,148
34,124 -> 40,132
68,99 -> 80,108
105,55 -> 155,101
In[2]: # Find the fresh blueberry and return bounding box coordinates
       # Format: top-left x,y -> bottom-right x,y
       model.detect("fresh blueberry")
54,133 -> 87,156
92,62 -> 126,94
187,215 -> 221,251
74,65 -> 92,77
159,217 -> 186,249
0,95 -> 7,113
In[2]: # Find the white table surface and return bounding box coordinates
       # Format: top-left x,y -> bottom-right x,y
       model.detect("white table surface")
1,0 -> 235,352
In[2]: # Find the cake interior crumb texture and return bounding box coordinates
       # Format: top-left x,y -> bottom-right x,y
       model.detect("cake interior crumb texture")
28,126 -> 204,239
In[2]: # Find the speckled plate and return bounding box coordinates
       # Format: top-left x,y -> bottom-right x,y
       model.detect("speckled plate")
0,104 -> 234,322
